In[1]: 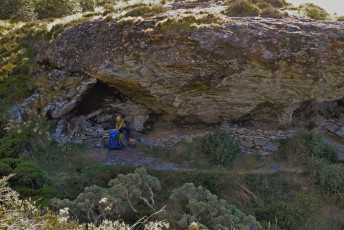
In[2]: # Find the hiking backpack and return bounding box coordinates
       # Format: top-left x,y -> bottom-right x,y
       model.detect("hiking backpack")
108,130 -> 128,150
108,130 -> 122,150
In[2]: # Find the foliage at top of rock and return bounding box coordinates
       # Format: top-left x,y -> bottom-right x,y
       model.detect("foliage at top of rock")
298,3 -> 330,20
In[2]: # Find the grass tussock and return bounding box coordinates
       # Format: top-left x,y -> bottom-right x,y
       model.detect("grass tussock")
298,3 -> 329,20
224,0 -> 288,18
124,5 -> 167,17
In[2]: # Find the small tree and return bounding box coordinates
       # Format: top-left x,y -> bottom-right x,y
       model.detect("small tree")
170,183 -> 260,230
50,185 -> 123,226
109,167 -> 161,213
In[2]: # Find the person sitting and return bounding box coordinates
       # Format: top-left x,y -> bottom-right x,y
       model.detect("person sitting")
115,115 -> 131,138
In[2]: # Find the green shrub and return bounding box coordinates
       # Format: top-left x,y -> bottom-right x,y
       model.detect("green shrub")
0,162 -> 12,177
256,2 -> 272,9
225,0 -> 260,17
35,0 -> 82,19
0,0 -> 37,21
79,0 -> 95,12
0,158 -> 22,177
278,129 -> 338,163
298,3 -> 329,20
259,0 -> 286,7
109,167 -> 161,214
11,162 -> 47,189
0,158 -> 23,169
308,158 -> 344,195
170,183 -> 260,230
51,185 -> 123,225
0,75 -> 34,109
256,192 -> 322,230
201,128 -> 240,166
124,5 -> 166,17
260,7 -> 284,18
0,159 -> 53,203
338,16 -> 344,21
0,130 -> 33,159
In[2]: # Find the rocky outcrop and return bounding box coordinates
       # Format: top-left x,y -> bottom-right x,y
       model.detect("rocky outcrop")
36,4 -> 344,125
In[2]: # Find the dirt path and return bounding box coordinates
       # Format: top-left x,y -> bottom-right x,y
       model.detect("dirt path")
87,146 -> 304,175
87,147 -> 185,170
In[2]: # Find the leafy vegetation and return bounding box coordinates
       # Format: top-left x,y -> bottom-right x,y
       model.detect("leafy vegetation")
277,129 -> 343,197
0,158 -> 54,205
170,183 -> 260,230
278,129 -> 338,164
201,128 -> 241,166
124,5 -> 167,17
225,0 -> 260,17
0,0 -> 343,229
256,192 -> 322,230
224,0 -> 288,18
298,3 -> 329,20
308,158 -> 344,195
260,7 -> 284,18
0,175 -> 171,229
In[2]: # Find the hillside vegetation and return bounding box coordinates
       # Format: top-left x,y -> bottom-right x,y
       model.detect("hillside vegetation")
1,0 -> 344,229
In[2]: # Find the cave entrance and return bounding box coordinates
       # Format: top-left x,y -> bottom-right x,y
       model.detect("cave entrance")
74,81 -> 123,116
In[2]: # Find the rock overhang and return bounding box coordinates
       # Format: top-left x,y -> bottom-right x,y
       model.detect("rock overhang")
36,7 -> 344,124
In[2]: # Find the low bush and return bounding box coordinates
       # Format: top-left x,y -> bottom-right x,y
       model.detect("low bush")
79,0 -> 95,12
260,7 -> 284,18
0,130 -> 33,159
277,129 -> 338,163
0,175 -> 169,229
35,0 -> 82,19
201,128 -> 241,166
298,3 -> 329,20
256,192 -> 322,230
338,16 -> 344,21
308,158 -> 344,195
256,2 -> 272,9
225,0 -> 260,17
0,74 -> 34,110
0,158 -> 23,169
0,158 -> 54,204
0,0 -> 37,21
170,183 -> 260,230
124,5 -> 166,17
0,161 -> 12,176
11,162 -> 47,189
259,0 -> 286,7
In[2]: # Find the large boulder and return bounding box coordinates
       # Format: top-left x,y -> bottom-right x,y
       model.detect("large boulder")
37,6 -> 344,124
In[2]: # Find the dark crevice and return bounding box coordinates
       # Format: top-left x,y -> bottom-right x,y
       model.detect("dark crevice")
73,81 -> 124,116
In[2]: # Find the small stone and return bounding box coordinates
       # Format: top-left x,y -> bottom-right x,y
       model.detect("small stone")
240,140 -> 255,148
335,126 -> 344,138
254,140 -> 266,146
262,142 -> 279,152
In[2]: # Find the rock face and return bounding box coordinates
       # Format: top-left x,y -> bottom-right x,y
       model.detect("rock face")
37,8 -> 344,124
